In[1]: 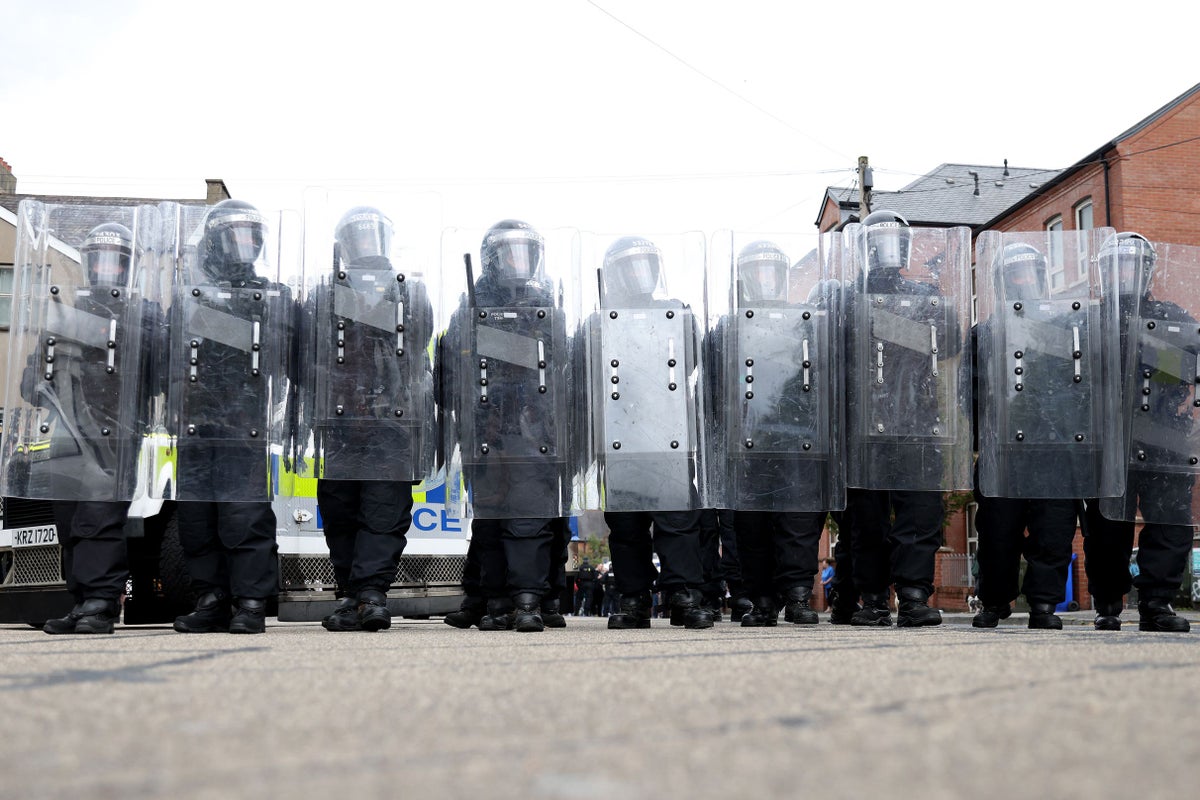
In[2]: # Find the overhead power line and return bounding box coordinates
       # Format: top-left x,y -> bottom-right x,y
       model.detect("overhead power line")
583,0 -> 854,164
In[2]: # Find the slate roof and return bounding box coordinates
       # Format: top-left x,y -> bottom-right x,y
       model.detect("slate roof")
819,163 -> 1063,229
0,192 -> 210,253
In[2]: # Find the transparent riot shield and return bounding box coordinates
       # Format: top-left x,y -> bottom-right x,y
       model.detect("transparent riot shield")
709,230 -> 844,512
441,225 -> 580,519
1101,240 -> 1200,525
1,201 -> 163,502
579,232 -> 708,512
845,224 -> 973,491
976,228 -> 1122,498
162,201 -> 301,502
300,189 -> 440,482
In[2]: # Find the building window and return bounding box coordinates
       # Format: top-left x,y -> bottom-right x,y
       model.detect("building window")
0,265 -> 13,328
1045,216 -> 1065,291
1075,199 -> 1094,231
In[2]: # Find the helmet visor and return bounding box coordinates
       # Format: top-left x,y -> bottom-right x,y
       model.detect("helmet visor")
338,214 -> 392,262
1002,254 -> 1043,300
866,224 -> 910,269
85,248 -> 129,286
739,260 -> 788,302
607,253 -> 660,299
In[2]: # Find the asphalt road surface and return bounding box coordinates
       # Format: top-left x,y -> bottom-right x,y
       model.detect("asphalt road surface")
2,611 -> 1197,800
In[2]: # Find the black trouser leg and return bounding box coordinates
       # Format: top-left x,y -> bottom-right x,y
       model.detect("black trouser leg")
317,480 -> 358,594
349,481 -> 414,594
606,511 -> 656,595
471,519 -> 507,601
1082,499 -> 1135,602
502,517 -> 554,597
734,510 -> 774,601
1021,499 -> 1078,607
177,501 -> 230,596
771,511 -> 824,595
216,501 -> 278,600
887,490 -> 943,594
54,500 -> 130,602
844,489 -> 892,595
973,494 -> 1026,607
650,509 -> 704,592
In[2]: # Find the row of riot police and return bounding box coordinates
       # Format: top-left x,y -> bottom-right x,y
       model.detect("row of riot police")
4,197 -> 1195,636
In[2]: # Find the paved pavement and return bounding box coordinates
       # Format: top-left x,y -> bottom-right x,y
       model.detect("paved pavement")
2,611 -> 1198,800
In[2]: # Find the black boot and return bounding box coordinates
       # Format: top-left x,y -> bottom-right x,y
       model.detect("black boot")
608,592 -> 652,629
443,597 -> 486,629
740,597 -> 778,628
783,586 -> 819,625
478,598 -> 514,631
45,598 -> 119,635
850,592 -> 892,627
512,592 -> 544,633
228,598 -> 267,634
896,587 -> 942,628
357,589 -> 392,632
703,594 -> 724,623
1093,598 -> 1123,631
540,598 -> 567,629
174,590 -> 232,633
1028,602 -> 1063,630
322,596 -> 361,632
44,603 -> 88,635
669,588 -> 714,630
828,588 -> 860,625
971,604 -> 1011,629
729,595 -> 754,624
1138,598 -> 1191,632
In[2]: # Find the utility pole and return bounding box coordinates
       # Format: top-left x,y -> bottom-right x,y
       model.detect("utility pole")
857,156 -> 873,220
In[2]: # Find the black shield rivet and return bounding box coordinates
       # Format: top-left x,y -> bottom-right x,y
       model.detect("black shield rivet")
538,386 -> 547,393
1014,302 -> 1023,311
540,446 -> 548,454
670,441 -> 679,449
802,311 -> 811,320
537,310 -> 546,319
610,311 -> 618,319
612,441 -> 621,450
745,310 -> 754,318
611,392 -> 620,400
668,382 -> 677,391
745,391 -> 753,399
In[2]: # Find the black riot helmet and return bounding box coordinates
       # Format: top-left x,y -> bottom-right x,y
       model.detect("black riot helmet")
736,240 -> 789,303
862,209 -> 912,271
81,222 -> 134,287
1101,231 -> 1157,298
997,242 -> 1047,301
480,219 -> 544,288
335,206 -> 393,265
602,236 -> 662,303
200,199 -> 267,282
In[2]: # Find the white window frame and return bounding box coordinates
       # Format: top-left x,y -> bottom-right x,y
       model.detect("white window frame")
1075,198 -> 1094,231
1045,216 -> 1065,291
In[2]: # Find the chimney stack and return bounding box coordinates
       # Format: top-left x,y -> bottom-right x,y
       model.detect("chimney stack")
0,156 -> 16,194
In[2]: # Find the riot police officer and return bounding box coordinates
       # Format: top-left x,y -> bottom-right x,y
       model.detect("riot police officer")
1086,233 -> 1194,632
840,210 -> 972,627
591,236 -> 712,630
971,241 -> 1096,629
719,241 -> 832,627
20,219 -> 157,633
443,220 -> 571,632
305,206 -> 435,632
170,199 -> 295,634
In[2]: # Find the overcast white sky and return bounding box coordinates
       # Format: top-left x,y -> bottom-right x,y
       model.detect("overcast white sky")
2,0 -> 1197,236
